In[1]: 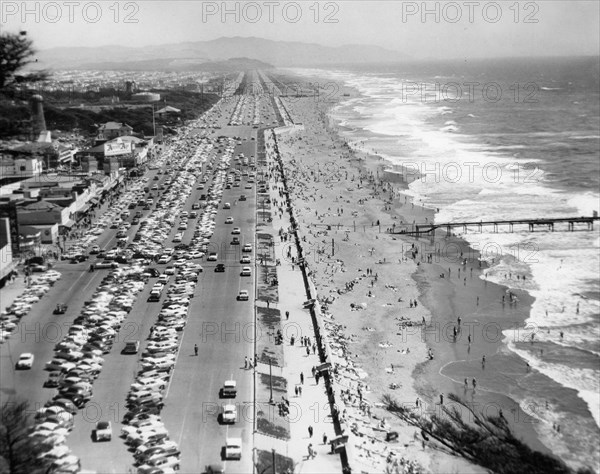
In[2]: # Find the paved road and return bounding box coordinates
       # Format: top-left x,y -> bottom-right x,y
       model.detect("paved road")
0,76 -> 282,473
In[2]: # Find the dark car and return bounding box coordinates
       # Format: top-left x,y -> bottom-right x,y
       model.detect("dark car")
145,268 -> 160,277
44,371 -> 62,388
214,264 -> 225,272
53,303 -> 68,314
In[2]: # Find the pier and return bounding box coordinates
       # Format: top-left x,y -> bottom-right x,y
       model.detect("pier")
310,216 -> 600,236
398,216 -> 599,237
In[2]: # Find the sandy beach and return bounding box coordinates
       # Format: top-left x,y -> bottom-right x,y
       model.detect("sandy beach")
261,79 -> 589,473
270,91 -> 478,472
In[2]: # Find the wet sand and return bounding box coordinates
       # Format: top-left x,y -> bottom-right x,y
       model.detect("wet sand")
267,76 -> 598,472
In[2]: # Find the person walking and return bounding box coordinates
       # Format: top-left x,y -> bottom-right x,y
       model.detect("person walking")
295,386 -> 299,397
308,425 -> 313,438
300,372 -> 304,384
323,433 -> 328,445
244,356 -> 248,369
286,310 -> 290,320
306,346 -> 310,356
194,344 -> 198,356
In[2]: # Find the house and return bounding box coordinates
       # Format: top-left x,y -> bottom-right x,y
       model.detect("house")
96,122 -> 134,142
156,106 -> 181,118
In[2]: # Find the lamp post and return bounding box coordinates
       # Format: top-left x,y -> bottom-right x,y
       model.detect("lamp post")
269,358 -> 273,404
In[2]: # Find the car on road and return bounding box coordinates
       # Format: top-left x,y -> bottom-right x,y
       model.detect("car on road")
225,217 -> 234,224
242,244 -> 252,253
95,421 -> 112,441
240,266 -> 251,276
221,380 -> 237,398
207,253 -> 218,261
231,227 -> 241,234
16,353 -> 34,369
123,341 -> 140,354
95,261 -> 118,269
53,303 -> 68,314
222,404 -> 237,423
240,255 -> 251,264
215,263 -> 225,272
224,437 -> 242,460
157,255 -> 171,264
237,290 -> 249,301
239,194 -> 247,201
223,202 -> 231,209
231,237 -> 240,245
89,245 -> 100,254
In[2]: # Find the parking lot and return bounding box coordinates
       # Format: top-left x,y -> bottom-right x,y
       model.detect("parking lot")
0,92 -> 280,473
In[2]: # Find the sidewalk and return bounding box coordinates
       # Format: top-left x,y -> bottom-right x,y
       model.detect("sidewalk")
252,133 -> 343,473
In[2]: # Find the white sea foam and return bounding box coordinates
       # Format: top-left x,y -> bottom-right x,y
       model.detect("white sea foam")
324,68 -> 600,434
506,338 -> 600,429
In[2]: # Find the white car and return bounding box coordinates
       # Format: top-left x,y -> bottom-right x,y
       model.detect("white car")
240,267 -> 251,277
222,404 -> 237,423
225,437 -> 242,460
16,353 -> 34,369
131,378 -> 167,392
95,421 -> 112,441
207,253 -> 218,261
237,290 -> 249,301
231,227 -> 241,235
225,217 -> 234,224
240,255 -> 251,264
138,455 -> 180,472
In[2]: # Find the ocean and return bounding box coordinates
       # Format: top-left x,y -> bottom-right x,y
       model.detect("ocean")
290,57 -> 600,470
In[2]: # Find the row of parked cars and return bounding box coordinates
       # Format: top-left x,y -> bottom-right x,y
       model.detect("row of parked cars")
28,154 -> 178,471
118,122 -> 243,473
1,269 -> 61,344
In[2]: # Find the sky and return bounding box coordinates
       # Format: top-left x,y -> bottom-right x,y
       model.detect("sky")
1,0 -> 599,59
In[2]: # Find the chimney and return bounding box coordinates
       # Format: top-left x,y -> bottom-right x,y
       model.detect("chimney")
30,94 -> 47,139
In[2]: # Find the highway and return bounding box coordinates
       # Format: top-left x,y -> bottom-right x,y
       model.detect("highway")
0,79 -> 283,473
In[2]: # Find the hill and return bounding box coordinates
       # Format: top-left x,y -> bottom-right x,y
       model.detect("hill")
35,36 -> 406,69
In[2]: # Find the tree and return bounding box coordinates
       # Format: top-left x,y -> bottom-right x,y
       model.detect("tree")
0,31 -> 48,91
0,399 -> 53,474
382,393 -> 594,474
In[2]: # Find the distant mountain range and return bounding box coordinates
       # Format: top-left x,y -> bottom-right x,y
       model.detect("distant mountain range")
35,36 -> 406,70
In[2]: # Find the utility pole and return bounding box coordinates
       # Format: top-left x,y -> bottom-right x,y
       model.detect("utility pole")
269,359 -> 273,404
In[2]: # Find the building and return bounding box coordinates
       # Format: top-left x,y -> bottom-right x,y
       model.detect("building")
156,105 -> 181,118
96,122 -> 134,142
0,218 -> 16,284
76,136 -> 153,171
0,155 -> 43,184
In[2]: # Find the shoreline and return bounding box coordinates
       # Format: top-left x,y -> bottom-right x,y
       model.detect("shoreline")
274,78 -> 597,472
322,83 -> 600,472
